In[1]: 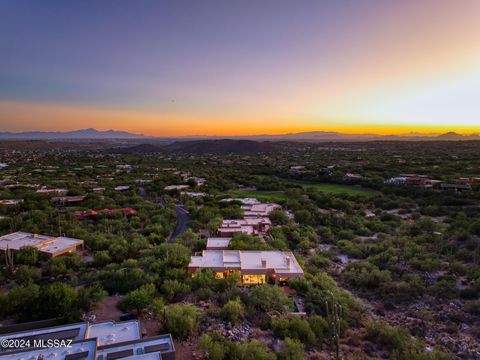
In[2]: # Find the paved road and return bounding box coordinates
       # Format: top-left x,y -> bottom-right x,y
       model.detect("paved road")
155,196 -> 168,207
169,205 -> 189,241
138,187 -> 147,197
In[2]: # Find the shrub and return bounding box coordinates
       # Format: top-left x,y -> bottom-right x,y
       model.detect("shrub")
278,337 -> 305,360
220,298 -> 245,324
272,317 -> 317,346
308,315 -> 329,340
248,285 -> 293,313
342,261 -> 392,290
161,279 -> 190,302
199,333 -> 275,360
162,304 -> 201,339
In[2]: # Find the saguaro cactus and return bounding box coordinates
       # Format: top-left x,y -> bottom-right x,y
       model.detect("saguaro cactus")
325,291 -> 343,360
4,245 -> 14,269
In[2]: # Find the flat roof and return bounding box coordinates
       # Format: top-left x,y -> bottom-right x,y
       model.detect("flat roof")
164,184 -> 189,190
97,334 -> 175,359
206,237 -> 231,249
0,338 -> 97,360
0,321 -> 174,360
0,322 -> 88,343
0,232 -> 83,255
87,321 -> 140,346
241,203 -> 281,215
189,250 -> 304,275
220,198 -> 260,205
217,225 -> 254,235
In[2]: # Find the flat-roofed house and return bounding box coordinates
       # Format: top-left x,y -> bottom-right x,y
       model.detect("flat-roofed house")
0,339 -> 98,360
188,250 -> 304,285
217,220 -> 255,237
0,320 -> 175,360
218,217 -> 272,238
164,184 -> 189,191
0,231 -> 84,258
241,203 -> 281,217
0,322 -> 89,344
52,195 -> 86,205
220,198 -> 260,205
36,188 -> 68,196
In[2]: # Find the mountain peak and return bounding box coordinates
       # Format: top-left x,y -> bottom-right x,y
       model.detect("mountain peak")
0,128 -> 144,140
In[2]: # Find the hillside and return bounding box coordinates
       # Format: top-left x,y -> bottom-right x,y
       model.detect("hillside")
110,143 -> 165,154
166,139 -> 279,154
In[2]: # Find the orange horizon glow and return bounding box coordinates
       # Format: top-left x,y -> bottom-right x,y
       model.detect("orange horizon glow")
0,100 -> 478,137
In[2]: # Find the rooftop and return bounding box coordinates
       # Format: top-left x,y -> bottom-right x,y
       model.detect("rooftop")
0,339 -> 97,360
164,184 -> 189,190
189,250 -> 304,275
0,231 -> 83,257
96,335 -> 175,360
0,321 -> 174,360
220,198 -> 260,205
87,321 -> 140,346
0,322 -> 88,343
206,237 -> 231,249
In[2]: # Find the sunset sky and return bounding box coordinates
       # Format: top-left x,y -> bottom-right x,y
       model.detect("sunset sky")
0,0 -> 479,136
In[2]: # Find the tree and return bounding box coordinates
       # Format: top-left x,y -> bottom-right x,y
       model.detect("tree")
7,284 -> 40,319
278,337 -> 305,360
0,292 -> 11,318
162,304 -> 200,339
95,250 -> 112,266
38,282 -> 77,318
220,298 -> 245,324
120,283 -> 156,315
15,246 -> 39,266
77,284 -> 107,311
155,243 -> 191,269
15,265 -> 41,286
294,210 -> 312,225
269,209 -> 290,225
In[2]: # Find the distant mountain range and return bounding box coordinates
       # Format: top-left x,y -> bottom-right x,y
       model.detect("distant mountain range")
240,131 -> 480,142
0,128 -> 144,139
0,128 -> 479,142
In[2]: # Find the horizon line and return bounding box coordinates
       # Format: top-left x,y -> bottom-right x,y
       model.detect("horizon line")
0,127 -> 479,138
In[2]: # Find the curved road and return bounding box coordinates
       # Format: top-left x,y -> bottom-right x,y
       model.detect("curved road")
169,205 -> 189,241
151,195 -> 189,241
